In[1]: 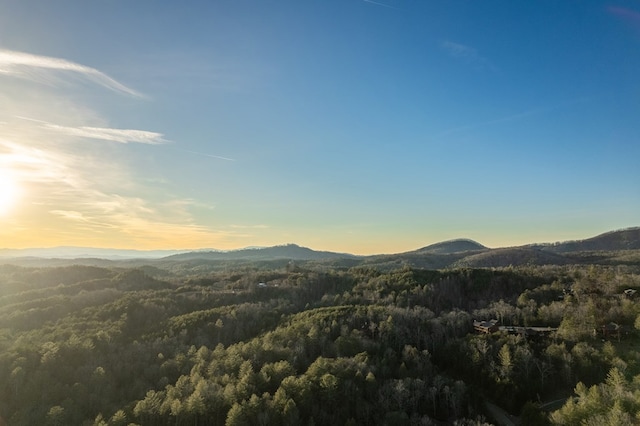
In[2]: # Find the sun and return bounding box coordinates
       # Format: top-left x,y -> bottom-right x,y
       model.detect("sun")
0,168 -> 20,216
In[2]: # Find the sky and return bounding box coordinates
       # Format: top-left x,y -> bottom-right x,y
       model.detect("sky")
0,0 -> 638,255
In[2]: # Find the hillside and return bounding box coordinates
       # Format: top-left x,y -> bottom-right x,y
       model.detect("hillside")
453,247 -> 574,268
538,227 -> 640,253
2,256 -> 640,425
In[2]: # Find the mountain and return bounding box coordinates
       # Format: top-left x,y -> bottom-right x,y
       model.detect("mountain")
359,239 -> 488,271
162,244 -> 359,261
413,239 -> 487,254
363,229 -> 640,269
453,247 -> 573,268
537,227 -> 640,253
1,228 -> 639,269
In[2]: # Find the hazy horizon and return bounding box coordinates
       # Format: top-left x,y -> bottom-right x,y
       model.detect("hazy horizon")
1,1 -> 638,255
2,226 -> 638,258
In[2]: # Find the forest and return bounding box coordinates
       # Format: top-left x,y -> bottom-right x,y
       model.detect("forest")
1,256 -> 640,425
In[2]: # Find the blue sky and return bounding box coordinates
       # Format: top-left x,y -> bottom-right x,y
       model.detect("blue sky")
0,0 -> 638,254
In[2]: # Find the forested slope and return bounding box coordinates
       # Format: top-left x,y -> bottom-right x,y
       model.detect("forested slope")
1,262 -> 640,425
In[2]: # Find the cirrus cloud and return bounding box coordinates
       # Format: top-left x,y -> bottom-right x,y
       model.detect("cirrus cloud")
0,49 -> 141,96
440,40 -> 497,71
44,122 -> 167,144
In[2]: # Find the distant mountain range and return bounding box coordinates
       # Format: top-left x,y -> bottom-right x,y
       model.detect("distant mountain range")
0,247 -> 193,260
1,227 -> 639,269
162,244 -> 358,261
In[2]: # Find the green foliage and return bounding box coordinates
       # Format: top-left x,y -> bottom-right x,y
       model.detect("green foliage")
550,368 -> 640,425
1,262 -> 639,425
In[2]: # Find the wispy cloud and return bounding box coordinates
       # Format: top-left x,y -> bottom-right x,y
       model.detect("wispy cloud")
363,0 -> 401,10
15,116 -> 166,144
0,49 -> 141,96
44,191 -> 241,248
0,49 -> 243,249
0,138 -> 73,185
49,209 -> 87,221
230,224 -> 270,229
609,6 -> 640,34
49,123 -> 165,144
434,97 -> 590,138
178,148 -> 236,161
440,40 -> 497,71
0,129 -> 251,249
0,131 -> 213,247
609,6 -> 640,23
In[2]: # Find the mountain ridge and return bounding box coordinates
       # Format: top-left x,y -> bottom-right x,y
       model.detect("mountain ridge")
1,228 -> 639,268
162,243 -> 359,261
535,227 -> 640,253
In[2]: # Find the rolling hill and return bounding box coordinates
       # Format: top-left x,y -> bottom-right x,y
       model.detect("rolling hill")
452,247 -> 574,268
412,239 -> 488,254
537,227 -> 640,253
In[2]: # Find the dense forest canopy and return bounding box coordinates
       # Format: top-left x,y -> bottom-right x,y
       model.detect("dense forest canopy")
1,257 -> 640,425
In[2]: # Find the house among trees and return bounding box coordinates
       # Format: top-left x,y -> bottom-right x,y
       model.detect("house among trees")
473,319 -> 499,334
599,322 -> 622,340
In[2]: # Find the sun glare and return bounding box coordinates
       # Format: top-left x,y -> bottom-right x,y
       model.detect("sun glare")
0,168 -> 20,215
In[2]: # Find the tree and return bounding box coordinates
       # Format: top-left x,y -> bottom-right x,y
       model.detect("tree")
226,402 -> 247,426
46,406 -> 65,426
108,410 -> 127,426
498,344 -> 513,381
